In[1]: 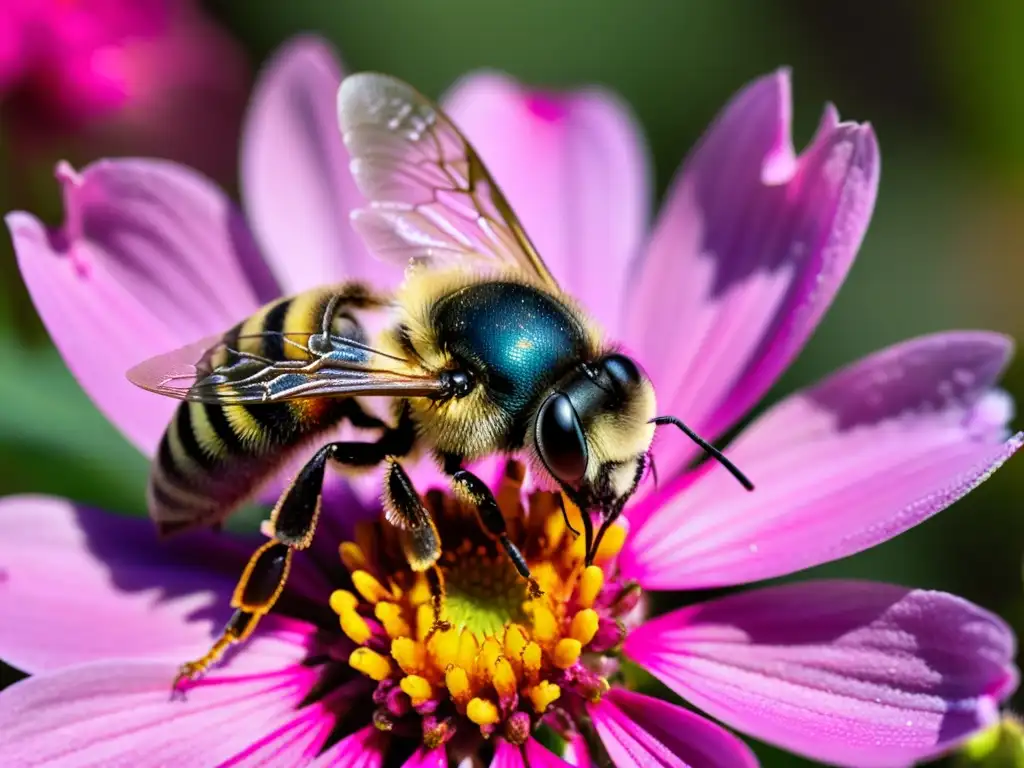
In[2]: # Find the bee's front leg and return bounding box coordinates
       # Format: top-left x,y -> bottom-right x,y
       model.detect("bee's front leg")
445,459 -> 543,600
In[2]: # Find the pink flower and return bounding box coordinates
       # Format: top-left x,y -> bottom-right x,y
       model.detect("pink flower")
2,36 -> 1020,768
1,0 -> 249,182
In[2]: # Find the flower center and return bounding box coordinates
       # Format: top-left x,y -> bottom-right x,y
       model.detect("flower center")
329,462 -> 638,748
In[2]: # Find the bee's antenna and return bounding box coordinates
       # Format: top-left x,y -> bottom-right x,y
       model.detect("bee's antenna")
649,416 -> 754,491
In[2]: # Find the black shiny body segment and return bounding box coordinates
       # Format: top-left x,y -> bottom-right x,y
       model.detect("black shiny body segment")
431,281 -> 589,445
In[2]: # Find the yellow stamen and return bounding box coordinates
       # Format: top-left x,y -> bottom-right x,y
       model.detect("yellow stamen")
391,637 -> 425,675
339,541 -> 367,573
578,565 -> 604,609
529,604 -> 558,646
593,524 -> 626,562
416,603 -> 435,642
570,608 -> 599,646
476,638 -> 502,684
492,656 -> 518,700
467,697 -> 500,728
428,627 -> 460,669
529,680 -> 561,713
375,602 -> 411,638
349,647 -> 391,681
542,507 -> 566,553
522,641 -> 543,682
352,571 -> 391,604
400,674 -> 434,706
553,638 -> 582,669
407,574 -> 431,606
339,609 -> 372,645
445,665 -> 471,704
457,630 -> 479,672
504,624 -> 528,675
329,589 -> 359,615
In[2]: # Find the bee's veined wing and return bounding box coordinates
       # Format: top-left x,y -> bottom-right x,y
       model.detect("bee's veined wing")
126,330 -> 445,404
337,72 -> 560,291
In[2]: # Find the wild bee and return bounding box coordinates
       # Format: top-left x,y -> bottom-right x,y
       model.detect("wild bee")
129,73 -> 753,684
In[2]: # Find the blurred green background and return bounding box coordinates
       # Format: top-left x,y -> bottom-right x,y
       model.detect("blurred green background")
2,1 -> 1023,765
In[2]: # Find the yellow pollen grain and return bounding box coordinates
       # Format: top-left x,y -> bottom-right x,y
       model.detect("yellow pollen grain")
428,628 -> 460,670
578,566 -> 604,609
445,665 -> 471,704
504,624 -> 528,675
467,697 -> 500,728
339,609 -> 372,645
352,571 -> 391,604
349,647 -> 391,681
339,541 -> 368,573
400,674 -> 434,706
457,630 -> 479,672
391,637 -> 426,675
529,604 -> 558,646
570,609 -> 599,646
593,524 -> 626,562
415,603 -> 436,642
522,642 -> 542,682
492,656 -> 517,700
553,638 -> 582,669
329,589 -> 359,615
375,602 -> 411,639
529,680 -> 561,713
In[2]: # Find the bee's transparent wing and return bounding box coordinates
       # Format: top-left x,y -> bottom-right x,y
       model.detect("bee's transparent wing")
127,330 -> 444,404
338,73 -> 559,291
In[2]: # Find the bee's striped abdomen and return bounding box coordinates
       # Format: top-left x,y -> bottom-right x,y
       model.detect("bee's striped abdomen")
147,287 -> 381,535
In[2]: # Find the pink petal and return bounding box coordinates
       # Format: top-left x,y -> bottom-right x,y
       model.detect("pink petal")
307,725 -> 387,768
0,496 -> 326,673
241,36 -> 401,295
624,580 -> 1017,767
0,655 -> 321,767
401,746 -> 447,768
622,332 -> 1021,589
8,159 -> 278,456
491,739 -> 573,768
443,72 -> 651,337
588,688 -> 757,768
626,69 -> 879,478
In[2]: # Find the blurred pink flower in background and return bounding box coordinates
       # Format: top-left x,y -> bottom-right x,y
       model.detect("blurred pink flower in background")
0,0 -> 248,182
2,36 -> 1022,768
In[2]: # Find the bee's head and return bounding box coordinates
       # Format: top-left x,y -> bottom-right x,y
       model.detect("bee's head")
532,353 -> 657,515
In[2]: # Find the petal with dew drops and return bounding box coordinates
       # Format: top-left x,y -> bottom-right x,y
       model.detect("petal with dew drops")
625,69 -> 879,479
0,654 -> 323,768
8,159 -> 278,456
401,746 -> 447,768
307,725 -> 387,768
443,72 -> 651,338
588,688 -> 757,768
625,580 -> 1018,768
241,36 -> 401,294
0,496 -> 327,674
622,332 -> 1021,589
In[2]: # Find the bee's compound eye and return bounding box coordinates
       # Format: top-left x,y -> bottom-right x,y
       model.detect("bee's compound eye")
536,393 -> 588,485
602,354 -> 641,391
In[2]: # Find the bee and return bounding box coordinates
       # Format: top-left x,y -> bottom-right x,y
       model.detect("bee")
129,73 -> 754,684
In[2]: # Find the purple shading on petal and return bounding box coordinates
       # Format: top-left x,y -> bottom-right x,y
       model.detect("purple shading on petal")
307,725 -> 387,767
8,159 -> 278,455
0,655 -> 322,767
443,72 -> 651,338
241,36 -> 401,295
589,688 -> 758,768
401,746 -> 447,768
625,580 -> 1017,767
622,332 -> 1021,589
0,496 -> 328,673
491,738 -> 574,768
625,69 -> 880,480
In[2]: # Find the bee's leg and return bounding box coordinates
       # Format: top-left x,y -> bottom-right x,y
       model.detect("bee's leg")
176,415 -> 417,688
382,459 -> 449,632
446,462 -> 543,599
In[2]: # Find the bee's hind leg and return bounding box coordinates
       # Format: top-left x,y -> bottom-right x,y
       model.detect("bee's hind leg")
445,459 -> 543,600
175,419 -> 416,690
